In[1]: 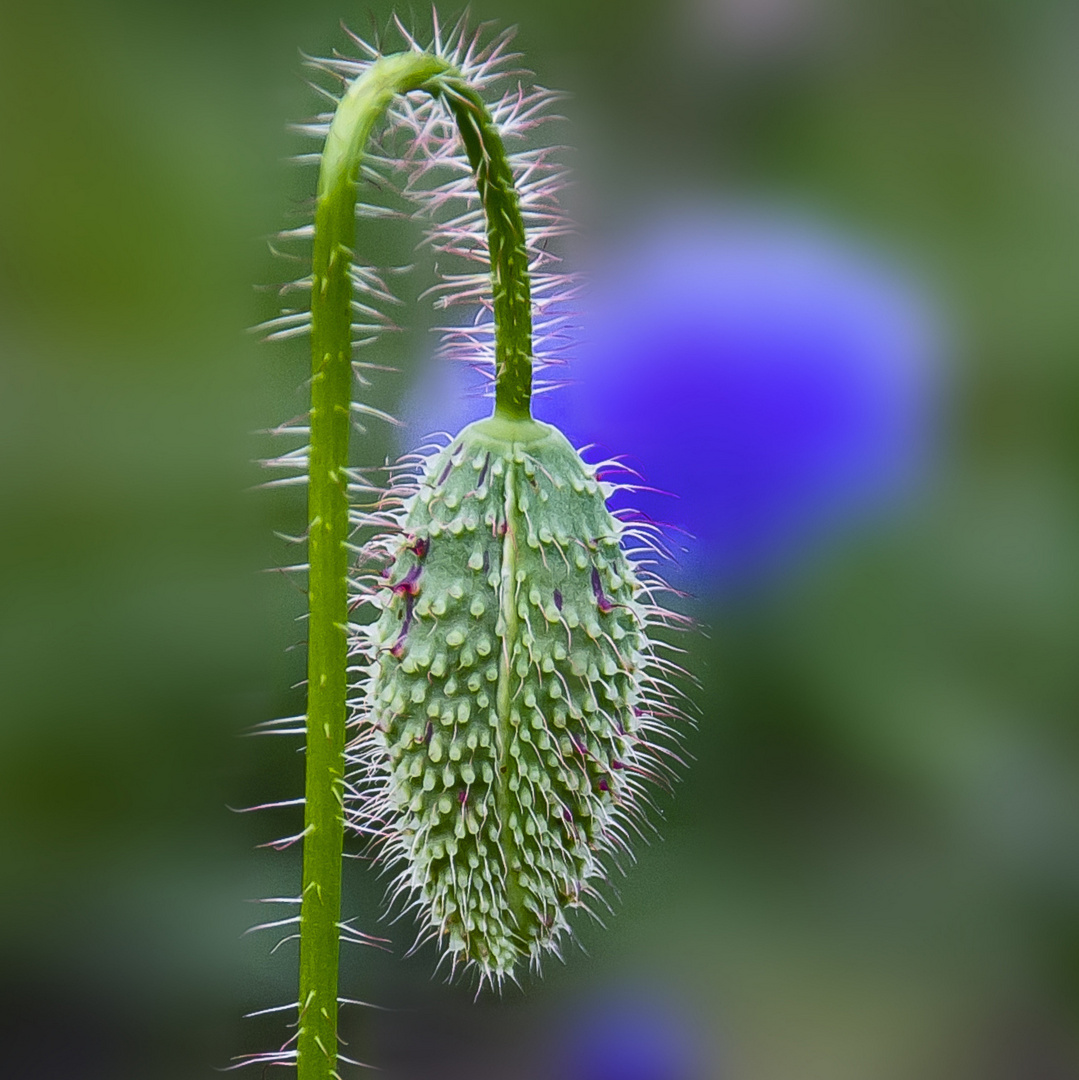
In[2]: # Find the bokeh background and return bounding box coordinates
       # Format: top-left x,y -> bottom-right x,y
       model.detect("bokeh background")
3,0 -> 1079,1077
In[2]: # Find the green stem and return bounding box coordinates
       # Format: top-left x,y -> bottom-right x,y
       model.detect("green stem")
438,78 -> 534,421
300,51 -> 533,1080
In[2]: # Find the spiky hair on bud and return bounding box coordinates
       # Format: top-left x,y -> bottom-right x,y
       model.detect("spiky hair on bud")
257,12 -> 691,1003
350,417 -> 692,988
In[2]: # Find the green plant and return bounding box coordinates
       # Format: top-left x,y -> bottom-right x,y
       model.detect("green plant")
248,16 -> 687,1080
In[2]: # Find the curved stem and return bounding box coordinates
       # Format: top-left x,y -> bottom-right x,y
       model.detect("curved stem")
300,51 -> 533,1080
438,76 -> 534,421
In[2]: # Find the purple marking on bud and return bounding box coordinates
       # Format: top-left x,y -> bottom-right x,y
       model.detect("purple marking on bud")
457,788 -> 468,806
562,807 -> 573,823
392,563 -> 422,597
477,452 -> 491,488
390,594 -> 415,659
591,567 -> 614,613
553,588 -> 563,611
410,535 -> 430,560
598,779 -> 610,793
611,760 -> 625,770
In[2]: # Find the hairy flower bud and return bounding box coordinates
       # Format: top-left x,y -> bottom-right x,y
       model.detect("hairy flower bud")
356,416 -> 670,980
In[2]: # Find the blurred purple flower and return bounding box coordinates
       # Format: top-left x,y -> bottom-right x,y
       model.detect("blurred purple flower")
546,989 -> 707,1080
399,208 -> 941,592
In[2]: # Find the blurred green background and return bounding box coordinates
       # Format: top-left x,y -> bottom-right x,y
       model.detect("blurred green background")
2,0 -> 1079,1077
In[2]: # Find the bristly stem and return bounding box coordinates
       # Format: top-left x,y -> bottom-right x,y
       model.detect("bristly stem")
301,50 -> 533,1080
438,77 -> 534,422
